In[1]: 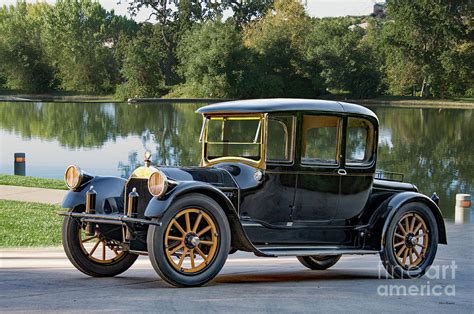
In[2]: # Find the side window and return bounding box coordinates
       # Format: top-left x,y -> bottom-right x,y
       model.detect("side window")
301,115 -> 340,165
266,115 -> 294,162
346,117 -> 374,165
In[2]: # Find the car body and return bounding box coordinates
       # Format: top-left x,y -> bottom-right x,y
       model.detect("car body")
59,98 -> 447,287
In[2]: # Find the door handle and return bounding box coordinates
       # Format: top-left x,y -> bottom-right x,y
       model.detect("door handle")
337,169 -> 347,176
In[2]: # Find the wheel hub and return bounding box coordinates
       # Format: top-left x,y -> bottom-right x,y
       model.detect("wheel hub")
184,232 -> 200,248
405,233 -> 418,248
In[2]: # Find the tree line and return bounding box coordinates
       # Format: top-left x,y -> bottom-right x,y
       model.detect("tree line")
0,0 -> 472,99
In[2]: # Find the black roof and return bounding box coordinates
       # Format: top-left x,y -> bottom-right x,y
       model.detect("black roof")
196,98 -> 377,120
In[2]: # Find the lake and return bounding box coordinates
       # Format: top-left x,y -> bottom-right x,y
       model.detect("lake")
0,101 -> 472,220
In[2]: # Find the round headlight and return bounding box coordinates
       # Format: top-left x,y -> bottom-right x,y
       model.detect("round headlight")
148,170 -> 168,198
64,165 -> 83,190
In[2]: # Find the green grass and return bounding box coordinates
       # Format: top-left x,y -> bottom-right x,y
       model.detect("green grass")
0,199 -> 62,247
0,174 -> 67,190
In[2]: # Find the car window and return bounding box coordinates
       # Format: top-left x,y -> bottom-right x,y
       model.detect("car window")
346,117 -> 374,165
301,115 -> 340,165
266,115 -> 294,162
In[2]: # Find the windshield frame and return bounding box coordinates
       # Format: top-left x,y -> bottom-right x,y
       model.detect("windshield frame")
201,113 -> 267,168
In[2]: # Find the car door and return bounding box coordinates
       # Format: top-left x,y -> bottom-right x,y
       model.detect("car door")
338,116 -> 378,220
288,113 -> 346,244
240,114 -> 297,244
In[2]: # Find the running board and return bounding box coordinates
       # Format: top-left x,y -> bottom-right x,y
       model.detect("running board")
255,246 -> 380,257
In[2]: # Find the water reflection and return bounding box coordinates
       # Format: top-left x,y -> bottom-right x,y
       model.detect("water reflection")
0,101 -> 472,219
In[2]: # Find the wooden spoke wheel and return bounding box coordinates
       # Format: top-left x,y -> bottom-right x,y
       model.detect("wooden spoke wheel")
147,194 -> 231,287
164,208 -> 219,274
392,213 -> 429,269
78,229 -> 126,264
380,202 -> 438,279
62,207 -> 138,277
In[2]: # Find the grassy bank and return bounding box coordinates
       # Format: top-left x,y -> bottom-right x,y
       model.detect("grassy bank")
0,199 -> 62,247
0,174 -> 67,190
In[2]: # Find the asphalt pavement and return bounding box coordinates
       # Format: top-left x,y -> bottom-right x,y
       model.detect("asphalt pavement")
0,223 -> 472,313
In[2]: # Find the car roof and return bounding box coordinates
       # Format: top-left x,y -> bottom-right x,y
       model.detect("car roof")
196,98 -> 378,120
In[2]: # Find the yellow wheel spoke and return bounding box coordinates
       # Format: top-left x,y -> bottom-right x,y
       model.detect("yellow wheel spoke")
169,243 -> 184,255
82,235 -> 98,243
410,215 -> 416,233
409,248 -> 414,265
416,243 -> 427,248
172,219 -> 186,235
192,212 -> 203,233
185,212 -> 191,232
402,247 -> 409,265
190,249 -> 195,268
178,248 -> 188,268
197,225 -> 212,237
199,240 -> 214,246
89,239 -> 101,256
167,236 -> 182,241
396,246 -> 406,258
404,217 -> 410,233
394,241 -> 405,248
395,233 -> 405,240
398,222 -> 407,235
102,241 -> 106,260
413,222 -> 423,234
413,248 -> 421,259
195,246 -> 208,261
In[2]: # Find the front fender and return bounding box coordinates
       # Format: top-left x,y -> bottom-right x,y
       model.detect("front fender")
378,192 -> 447,249
144,182 -> 264,254
62,176 -> 126,214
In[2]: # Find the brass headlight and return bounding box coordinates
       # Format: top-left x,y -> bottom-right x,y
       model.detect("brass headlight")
64,165 -> 83,190
148,170 -> 168,198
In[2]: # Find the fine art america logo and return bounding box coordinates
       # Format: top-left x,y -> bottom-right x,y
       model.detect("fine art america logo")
377,261 -> 457,296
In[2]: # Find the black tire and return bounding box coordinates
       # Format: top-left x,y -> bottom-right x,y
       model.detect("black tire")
62,209 -> 138,277
297,255 -> 342,270
147,193 -> 231,287
380,202 -> 438,279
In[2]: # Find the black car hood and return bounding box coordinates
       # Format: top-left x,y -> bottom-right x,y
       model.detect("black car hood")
158,166 -> 238,188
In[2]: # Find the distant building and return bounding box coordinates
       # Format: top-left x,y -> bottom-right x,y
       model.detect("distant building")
373,2 -> 386,18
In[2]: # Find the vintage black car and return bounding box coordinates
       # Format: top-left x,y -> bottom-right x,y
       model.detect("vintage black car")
59,99 -> 447,287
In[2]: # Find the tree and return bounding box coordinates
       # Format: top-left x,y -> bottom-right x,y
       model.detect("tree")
0,1 -> 54,92
175,20 -> 249,98
384,0 -> 471,97
243,0 -> 323,98
42,0 -> 127,94
115,23 -> 167,100
306,17 -> 382,98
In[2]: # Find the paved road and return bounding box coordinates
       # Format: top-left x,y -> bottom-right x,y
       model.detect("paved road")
1,223 -> 472,313
0,185 -> 67,205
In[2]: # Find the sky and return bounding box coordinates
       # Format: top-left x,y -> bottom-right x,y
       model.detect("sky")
0,0 -> 381,21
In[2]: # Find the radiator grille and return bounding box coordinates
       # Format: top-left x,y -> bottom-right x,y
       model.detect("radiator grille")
124,178 -> 153,219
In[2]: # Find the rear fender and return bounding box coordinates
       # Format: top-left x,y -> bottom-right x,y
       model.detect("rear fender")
371,192 -> 447,250
144,182 -> 260,254
62,176 -> 126,214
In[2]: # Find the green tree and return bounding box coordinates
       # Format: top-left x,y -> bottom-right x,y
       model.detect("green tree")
42,0 -> 126,94
307,17 -> 381,98
243,0 -> 323,98
115,23 -> 167,100
0,1 -> 54,92
384,0 -> 471,97
175,20 -> 248,98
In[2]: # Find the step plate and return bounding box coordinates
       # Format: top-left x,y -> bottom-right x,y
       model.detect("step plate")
256,246 -> 380,257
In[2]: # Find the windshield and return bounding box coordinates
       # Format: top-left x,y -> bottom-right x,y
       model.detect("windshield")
204,116 -> 263,162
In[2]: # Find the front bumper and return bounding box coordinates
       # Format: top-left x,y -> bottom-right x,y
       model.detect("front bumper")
57,211 -> 162,227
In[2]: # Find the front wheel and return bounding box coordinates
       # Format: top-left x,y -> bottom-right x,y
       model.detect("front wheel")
62,209 -> 138,277
297,255 -> 341,270
147,194 -> 231,287
380,202 -> 439,279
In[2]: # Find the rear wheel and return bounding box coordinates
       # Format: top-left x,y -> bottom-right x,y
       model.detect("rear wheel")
62,208 -> 138,277
147,194 -> 231,287
380,202 -> 438,279
297,255 -> 341,270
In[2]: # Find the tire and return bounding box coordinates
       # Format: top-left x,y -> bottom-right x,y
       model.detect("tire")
147,193 -> 231,287
297,255 -> 342,270
62,208 -> 138,277
380,202 -> 438,279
